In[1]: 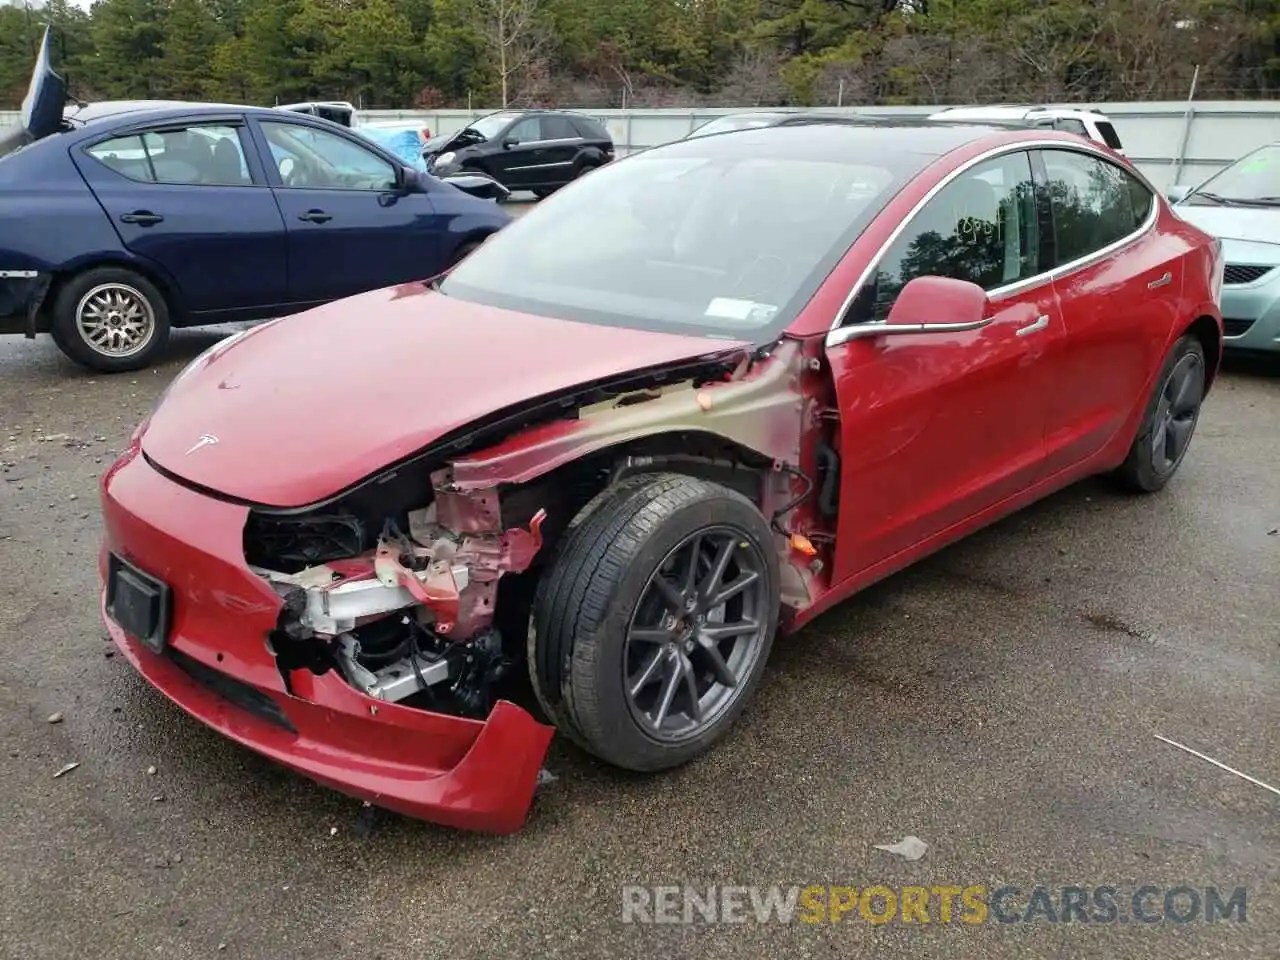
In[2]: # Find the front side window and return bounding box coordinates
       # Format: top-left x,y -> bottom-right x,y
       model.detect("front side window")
442,145 -> 920,340
1184,143 -> 1280,206
1039,148 -> 1147,265
85,124 -> 251,186
851,151 -> 1041,324
259,121 -> 396,190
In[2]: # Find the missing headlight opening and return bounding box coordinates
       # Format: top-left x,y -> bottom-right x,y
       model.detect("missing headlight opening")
249,469 -> 547,719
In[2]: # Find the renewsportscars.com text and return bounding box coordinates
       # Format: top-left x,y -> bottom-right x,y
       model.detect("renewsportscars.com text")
620,884 -> 1247,925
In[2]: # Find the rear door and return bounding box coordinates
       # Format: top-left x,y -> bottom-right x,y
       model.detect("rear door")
536,114 -> 586,181
73,117 -> 288,316
248,118 -> 444,303
825,150 -> 1065,582
1035,147 -> 1177,472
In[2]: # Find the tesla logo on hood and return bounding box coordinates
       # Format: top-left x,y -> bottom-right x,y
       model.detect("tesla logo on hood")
185,434 -> 219,455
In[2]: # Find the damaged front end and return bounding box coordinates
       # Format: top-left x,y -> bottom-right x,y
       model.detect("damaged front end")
242,336 -> 826,725
251,472 -> 548,720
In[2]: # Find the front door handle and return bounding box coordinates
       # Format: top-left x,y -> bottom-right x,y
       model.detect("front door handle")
1016,314 -> 1050,337
297,209 -> 332,223
1147,271 -> 1173,290
119,211 -> 163,226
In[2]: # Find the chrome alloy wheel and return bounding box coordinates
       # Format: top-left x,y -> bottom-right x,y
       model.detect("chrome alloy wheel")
75,283 -> 156,358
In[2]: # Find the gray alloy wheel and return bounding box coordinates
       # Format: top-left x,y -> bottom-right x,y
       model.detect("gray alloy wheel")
529,472 -> 781,772
622,525 -> 772,742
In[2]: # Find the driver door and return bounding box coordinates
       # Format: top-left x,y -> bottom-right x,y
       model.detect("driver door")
824,150 -> 1064,584
248,118 -> 445,304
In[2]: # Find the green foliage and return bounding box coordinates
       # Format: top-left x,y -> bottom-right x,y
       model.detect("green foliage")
0,0 -> 1276,111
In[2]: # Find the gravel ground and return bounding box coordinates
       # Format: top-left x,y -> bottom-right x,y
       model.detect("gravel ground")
0,311 -> 1277,960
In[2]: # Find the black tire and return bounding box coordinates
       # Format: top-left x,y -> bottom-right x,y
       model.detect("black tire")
1112,333 -> 1207,493
49,266 -> 171,373
532,187 -> 555,200
529,473 -> 780,772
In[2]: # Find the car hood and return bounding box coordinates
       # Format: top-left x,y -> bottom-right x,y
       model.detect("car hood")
141,285 -> 750,507
422,131 -> 463,154
1171,203 -> 1280,246
0,26 -> 66,160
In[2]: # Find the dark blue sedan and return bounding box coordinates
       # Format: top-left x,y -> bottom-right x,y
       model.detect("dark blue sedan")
0,30 -> 511,372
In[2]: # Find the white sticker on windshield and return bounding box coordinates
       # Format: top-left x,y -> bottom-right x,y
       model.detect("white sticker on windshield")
705,298 -> 777,323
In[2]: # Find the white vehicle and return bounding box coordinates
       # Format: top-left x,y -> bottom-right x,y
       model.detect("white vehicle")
929,105 -> 1124,155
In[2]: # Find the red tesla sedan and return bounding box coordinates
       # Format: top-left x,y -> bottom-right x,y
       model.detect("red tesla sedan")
100,119 -> 1224,833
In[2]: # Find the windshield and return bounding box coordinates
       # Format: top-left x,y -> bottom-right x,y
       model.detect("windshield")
688,115 -> 783,139
441,144 -> 920,341
1187,144 -> 1280,205
465,113 -> 518,141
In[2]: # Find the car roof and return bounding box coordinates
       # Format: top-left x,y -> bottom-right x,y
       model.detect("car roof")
63,100 -> 322,127
933,104 -> 1108,120
652,117 -> 1053,160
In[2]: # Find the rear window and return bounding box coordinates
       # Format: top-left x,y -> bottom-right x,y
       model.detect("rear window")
1096,121 -> 1123,149
1054,118 -> 1089,136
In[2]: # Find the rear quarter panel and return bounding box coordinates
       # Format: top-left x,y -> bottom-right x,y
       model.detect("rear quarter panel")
0,139 -> 126,273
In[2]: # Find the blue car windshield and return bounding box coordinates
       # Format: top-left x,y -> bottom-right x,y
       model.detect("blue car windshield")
441,133 -> 924,342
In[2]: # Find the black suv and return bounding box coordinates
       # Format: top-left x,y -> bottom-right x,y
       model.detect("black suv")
422,110 -> 614,198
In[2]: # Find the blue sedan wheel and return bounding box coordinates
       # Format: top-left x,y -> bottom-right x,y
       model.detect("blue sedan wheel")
49,266 -> 172,373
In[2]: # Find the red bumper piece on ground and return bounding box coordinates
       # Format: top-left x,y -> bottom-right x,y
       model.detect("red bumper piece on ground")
100,445 -> 555,834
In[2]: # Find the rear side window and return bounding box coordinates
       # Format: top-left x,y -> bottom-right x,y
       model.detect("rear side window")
540,115 -> 578,139
1095,121 -> 1123,149
571,116 -> 610,140
1054,118 -> 1089,136
85,125 -> 252,186
1039,149 -> 1149,265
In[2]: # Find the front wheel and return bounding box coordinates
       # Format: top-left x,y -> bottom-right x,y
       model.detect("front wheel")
48,266 -> 171,373
1112,333 -> 1206,492
529,473 -> 780,772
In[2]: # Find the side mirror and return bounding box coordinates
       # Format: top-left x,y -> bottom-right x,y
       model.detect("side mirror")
501,136 -> 518,150
442,172 -> 511,202
831,276 -> 992,344
1166,184 -> 1191,204
397,166 -> 425,194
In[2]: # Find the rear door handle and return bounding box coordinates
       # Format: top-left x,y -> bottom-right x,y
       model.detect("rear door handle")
119,211 -> 163,226
1016,314 -> 1050,337
1147,271 -> 1173,290
297,209 -> 332,223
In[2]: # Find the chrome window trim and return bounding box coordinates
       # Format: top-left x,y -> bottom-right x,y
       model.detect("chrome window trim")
825,139 -> 1161,349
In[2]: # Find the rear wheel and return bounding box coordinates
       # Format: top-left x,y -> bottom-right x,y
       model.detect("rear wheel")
49,266 -> 171,373
529,473 -> 780,771
1112,334 -> 1206,492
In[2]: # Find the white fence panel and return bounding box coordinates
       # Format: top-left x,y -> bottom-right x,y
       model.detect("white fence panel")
7,101 -> 1280,189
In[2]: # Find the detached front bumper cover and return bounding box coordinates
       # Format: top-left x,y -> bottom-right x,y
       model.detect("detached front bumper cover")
105,603 -> 555,833
100,448 -> 554,834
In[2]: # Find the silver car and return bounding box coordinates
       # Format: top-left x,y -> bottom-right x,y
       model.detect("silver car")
1168,143 -> 1280,354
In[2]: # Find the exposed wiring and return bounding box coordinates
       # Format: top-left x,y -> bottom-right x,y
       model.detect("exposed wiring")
770,462 -> 815,535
